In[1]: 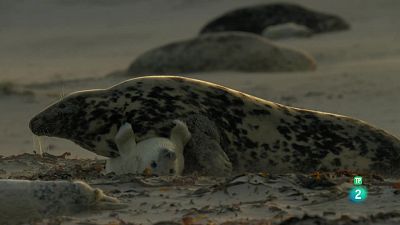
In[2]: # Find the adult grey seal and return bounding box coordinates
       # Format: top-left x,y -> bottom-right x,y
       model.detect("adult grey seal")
29,76 -> 400,177
0,179 -> 126,224
126,32 -> 316,75
200,3 -> 349,36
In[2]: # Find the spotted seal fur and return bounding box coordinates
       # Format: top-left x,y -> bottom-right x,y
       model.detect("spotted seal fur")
30,76 -> 400,177
200,3 -> 349,35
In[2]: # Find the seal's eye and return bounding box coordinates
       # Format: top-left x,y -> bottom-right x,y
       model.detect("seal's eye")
161,148 -> 176,160
151,161 -> 158,168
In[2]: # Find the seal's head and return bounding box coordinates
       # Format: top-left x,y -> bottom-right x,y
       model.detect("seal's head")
29,89 -> 124,157
314,15 -> 350,33
29,93 -> 85,137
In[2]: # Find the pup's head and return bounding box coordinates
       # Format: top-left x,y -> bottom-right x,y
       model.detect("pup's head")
138,120 -> 191,176
313,15 -> 350,33
137,138 -> 180,175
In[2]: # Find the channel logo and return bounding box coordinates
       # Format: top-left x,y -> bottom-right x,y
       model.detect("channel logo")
349,176 -> 368,203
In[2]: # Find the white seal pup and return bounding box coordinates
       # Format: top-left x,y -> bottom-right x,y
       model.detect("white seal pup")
0,179 -> 126,224
30,76 -> 400,177
105,120 -> 191,175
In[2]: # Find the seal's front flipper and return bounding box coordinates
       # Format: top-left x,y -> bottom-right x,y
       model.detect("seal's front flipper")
188,138 -> 233,176
115,123 -> 136,156
183,114 -> 233,176
91,188 -> 128,210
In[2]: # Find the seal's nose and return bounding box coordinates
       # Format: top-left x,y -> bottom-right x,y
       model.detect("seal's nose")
29,115 -> 51,136
29,116 -> 40,135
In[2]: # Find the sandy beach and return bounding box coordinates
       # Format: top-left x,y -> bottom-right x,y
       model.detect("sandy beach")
0,0 -> 400,224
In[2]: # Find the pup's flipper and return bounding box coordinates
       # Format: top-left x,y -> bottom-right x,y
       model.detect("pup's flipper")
115,123 -> 137,156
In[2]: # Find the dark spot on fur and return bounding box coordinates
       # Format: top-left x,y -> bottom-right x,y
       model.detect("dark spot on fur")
282,155 -> 291,162
261,143 -> 270,151
291,143 -> 308,156
260,152 -> 268,159
232,98 -> 244,106
331,158 -> 341,167
250,151 -> 258,159
249,109 -> 271,116
243,137 -> 258,148
269,159 -> 277,166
